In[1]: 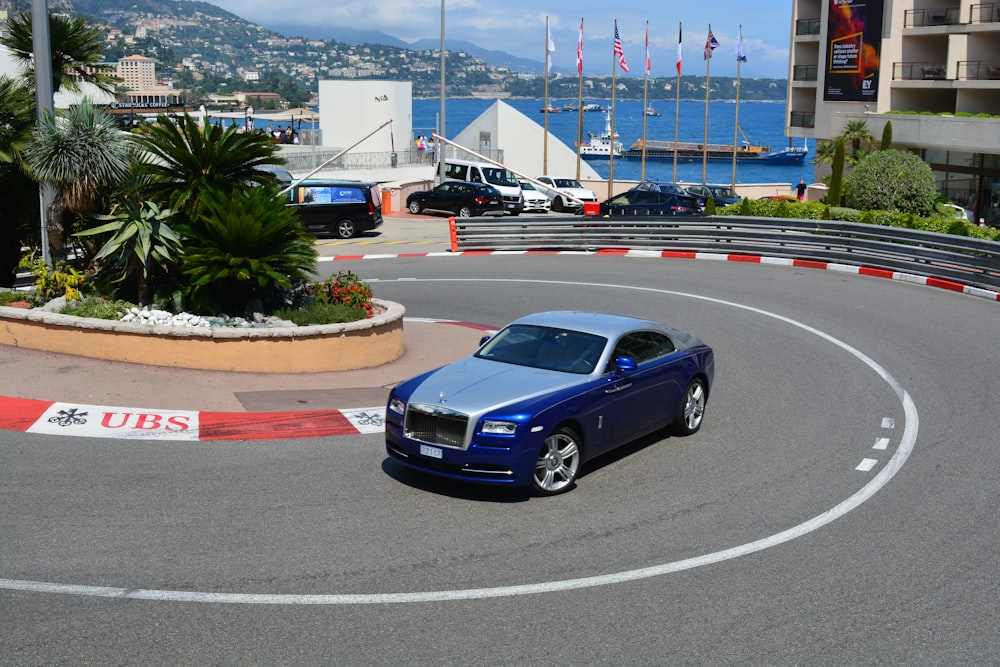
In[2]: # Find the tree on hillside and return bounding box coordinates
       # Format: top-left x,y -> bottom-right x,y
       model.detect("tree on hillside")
1,12 -> 118,94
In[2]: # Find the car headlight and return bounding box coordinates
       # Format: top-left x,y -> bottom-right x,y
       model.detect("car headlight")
388,397 -> 406,415
482,420 -> 518,435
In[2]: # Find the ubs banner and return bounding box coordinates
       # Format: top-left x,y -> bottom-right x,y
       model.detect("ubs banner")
824,0 -> 884,101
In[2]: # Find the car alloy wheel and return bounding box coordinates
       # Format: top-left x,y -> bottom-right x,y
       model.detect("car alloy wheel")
532,426 -> 581,495
457,206 -> 473,218
675,378 -> 707,435
336,219 -> 357,239
408,200 -> 422,214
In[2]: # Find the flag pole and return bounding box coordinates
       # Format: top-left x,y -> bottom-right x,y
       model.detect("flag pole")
576,18 -> 584,181
674,22 -> 681,183
702,24 -> 713,185
543,16 -> 551,176
641,20 -> 649,182
609,20 -> 618,199
731,25 -> 743,188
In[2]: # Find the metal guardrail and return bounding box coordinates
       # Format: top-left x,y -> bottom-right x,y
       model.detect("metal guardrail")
452,215 -> 1000,290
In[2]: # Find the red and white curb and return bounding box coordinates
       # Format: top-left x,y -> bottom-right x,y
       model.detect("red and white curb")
319,249 -> 1000,302
0,397 -> 386,441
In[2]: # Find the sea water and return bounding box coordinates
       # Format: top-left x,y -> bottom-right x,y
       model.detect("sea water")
413,97 -> 813,186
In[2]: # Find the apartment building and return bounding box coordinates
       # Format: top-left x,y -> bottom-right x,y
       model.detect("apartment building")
786,0 -> 1000,225
117,54 -> 156,90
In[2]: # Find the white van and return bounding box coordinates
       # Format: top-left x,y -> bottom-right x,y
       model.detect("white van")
443,159 -> 523,215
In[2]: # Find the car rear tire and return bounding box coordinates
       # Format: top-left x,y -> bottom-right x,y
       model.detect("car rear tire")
335,219 -> 357,239
408,200 -> 422,214
674,378 -> 707,435
457,206 -> 473,218
532,426 -> 581,495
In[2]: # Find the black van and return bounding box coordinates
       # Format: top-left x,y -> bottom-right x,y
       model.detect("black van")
285,180 -> 384,239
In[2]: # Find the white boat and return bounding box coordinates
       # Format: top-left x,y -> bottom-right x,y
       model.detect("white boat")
579,111 -> 624,159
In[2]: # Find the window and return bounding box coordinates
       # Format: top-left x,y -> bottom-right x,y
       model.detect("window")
607,331 -> 676,372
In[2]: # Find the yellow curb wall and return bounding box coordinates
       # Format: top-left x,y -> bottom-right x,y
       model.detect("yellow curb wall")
0,300 -> 405,373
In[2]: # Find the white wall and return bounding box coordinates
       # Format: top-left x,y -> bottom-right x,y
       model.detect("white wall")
316,80 -> 412,153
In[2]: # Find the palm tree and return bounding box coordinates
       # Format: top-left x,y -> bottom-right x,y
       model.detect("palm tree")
22,100 -> 134,260
1,11 -> 118,95
839,119 -> 876,165
811,139 -> 839,167
0,76 -> 39,286
133,114 -> 284,225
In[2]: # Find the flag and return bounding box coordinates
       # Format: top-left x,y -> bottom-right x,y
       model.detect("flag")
645,22 -> 651,73
676,23 -> 682,75
577,19 -> 583,74
704,26 -> 719,60
546,22 -> 555,73
735,26 -> 747,62
614,22 -> 629,73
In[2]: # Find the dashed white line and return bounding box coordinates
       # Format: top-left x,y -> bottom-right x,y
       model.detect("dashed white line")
856,458 -> 879,472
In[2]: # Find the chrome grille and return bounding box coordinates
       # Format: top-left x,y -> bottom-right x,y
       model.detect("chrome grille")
405,405 -> 468,448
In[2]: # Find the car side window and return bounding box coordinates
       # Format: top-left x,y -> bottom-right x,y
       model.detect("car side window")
606,331 -> 676,372
445,164 -> 467,180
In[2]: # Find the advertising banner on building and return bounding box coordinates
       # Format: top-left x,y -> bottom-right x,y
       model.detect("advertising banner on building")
824,0 -> 884,101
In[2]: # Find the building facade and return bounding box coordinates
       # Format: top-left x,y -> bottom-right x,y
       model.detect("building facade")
786,0 -> 1000,225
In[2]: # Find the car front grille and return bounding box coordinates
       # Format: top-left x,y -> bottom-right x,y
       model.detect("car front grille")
405,405 -> 469,448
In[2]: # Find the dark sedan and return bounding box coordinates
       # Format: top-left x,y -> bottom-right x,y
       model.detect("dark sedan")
685,184 -> 743,207
406,181 -> 504,218
584,190 -> 703,217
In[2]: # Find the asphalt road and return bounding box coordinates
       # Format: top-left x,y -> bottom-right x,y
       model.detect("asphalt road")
2,214 -> 999,664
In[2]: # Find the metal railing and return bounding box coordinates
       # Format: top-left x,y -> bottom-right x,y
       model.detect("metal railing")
452,216 -> 1000,291
280,148 -> 505,172
904,6 -> 961,26
793,65 -> 819,81
789,111 -> 815,128
970,2 -> 1000,23
893,61 -> 948,80
795,18 -> 821,35
957,60 -> 1000,80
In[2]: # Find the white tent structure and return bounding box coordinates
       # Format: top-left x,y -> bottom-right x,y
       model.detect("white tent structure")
450,100 -> 600,181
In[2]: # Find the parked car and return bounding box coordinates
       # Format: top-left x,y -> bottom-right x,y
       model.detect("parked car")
406,181 -> 504,218
942,203 -> 975,222
535,176 -> 599,212
584,190 -> 703,217
684,184 -> 743,207
519,180 -> 551,213
385,311 -> 715,495
443,159 -> 523,215
631,181 -> 705,209
285,180 -> 383,239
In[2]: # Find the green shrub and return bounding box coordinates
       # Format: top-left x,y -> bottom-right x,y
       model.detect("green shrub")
843,149 -> 938,216
0,291 -> 28,306
272,301 -> 369,326
17,252 -> 87,304
60,298 -> 138,320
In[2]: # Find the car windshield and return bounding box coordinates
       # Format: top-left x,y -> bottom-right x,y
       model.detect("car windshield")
475,324 -> 608,374
554,179 -> 583,188
482,167 -> 519,188
711,186 -> 738,198
520,181 -> 537,191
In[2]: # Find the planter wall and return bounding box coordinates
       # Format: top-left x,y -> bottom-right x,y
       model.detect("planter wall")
0,300 -> 405,373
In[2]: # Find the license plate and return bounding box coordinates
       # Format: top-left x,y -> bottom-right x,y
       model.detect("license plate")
420,444 -> 443,459
505,202 -> 516,209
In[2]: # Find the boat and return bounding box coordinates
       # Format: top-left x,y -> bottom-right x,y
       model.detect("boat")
562,103 -> 578,112
579,111 -> 624,159
765,138 -> 809,165
582,103 -> 607,112
540,104 -> 563,114
644,106 -> 662,117
622,125 -> 770,161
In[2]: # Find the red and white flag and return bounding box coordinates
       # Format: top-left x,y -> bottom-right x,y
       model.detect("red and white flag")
614,21 -> 629,73
676,23 -> 683,75
577,18 -> 583,74
645,22 -> 651,73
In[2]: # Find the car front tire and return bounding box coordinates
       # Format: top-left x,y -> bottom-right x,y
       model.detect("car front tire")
551,197 -> 564,213
532,426 -> 581,495
408,200 -> 423,214
674,378 -> 707,435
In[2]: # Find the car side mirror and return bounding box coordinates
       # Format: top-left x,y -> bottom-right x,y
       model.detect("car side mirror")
615,356 -> 637,375
479,335 -> 492,347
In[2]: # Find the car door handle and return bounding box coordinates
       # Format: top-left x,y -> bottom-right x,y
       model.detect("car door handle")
605,382 -> 632,394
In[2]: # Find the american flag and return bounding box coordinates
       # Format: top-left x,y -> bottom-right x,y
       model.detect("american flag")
704,27 -> 719,60
614,22 -> 629,73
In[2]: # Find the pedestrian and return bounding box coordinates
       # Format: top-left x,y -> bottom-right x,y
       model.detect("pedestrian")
425,137 -> 436,163
415,133 -> 425,162
794,179 -> 807,201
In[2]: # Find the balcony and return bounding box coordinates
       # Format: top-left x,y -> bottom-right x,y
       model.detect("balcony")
795,18 -> 821,36
904,6 -> 960,27
957,60 -> 1000,80
894,61 -> 949,80
793,65 -> 819,82
969,2 -> 1000,23
789,111 -> 815,128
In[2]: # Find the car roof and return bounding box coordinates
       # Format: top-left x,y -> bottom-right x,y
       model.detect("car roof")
508,311 -> 674,339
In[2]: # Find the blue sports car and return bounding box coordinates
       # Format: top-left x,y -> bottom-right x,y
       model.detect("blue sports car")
385,311 -> 715,495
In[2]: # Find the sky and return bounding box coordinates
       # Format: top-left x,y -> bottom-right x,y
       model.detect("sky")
203,1 -> 794,79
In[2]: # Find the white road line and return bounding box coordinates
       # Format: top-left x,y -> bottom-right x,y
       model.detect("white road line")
856,458 -> 879,472
873,438 -> 890,451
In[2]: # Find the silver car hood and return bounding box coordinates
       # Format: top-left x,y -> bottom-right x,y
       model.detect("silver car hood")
407,357 -> 583,416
